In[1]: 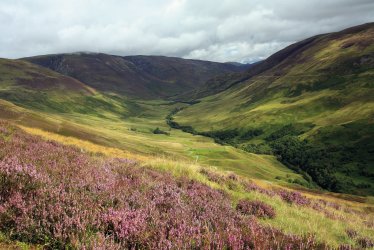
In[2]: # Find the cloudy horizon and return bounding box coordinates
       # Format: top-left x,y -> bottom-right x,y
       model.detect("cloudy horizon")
1,0 -> 373,63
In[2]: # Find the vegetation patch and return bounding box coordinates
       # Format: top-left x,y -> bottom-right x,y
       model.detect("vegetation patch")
236,200 -> 276,219
0,121 -> 330,249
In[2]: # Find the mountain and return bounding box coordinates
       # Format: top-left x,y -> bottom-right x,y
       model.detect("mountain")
24,53 -> 248,98
173,23 -> 374,195
0,58 -> 98,111
0,57 -> 139,142
176,61 -> 262,100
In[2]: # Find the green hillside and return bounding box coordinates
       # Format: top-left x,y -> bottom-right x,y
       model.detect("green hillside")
174,23 -> 374,195
0,57 -> 308,189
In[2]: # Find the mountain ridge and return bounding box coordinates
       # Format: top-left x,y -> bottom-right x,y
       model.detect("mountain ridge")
24,53 -> 249,99
180,22 -> 374,100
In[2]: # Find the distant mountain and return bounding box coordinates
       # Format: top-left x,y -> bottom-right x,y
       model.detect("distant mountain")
177,61 -> 260,100
24,53 -> 247,98
174,23 -> 374,195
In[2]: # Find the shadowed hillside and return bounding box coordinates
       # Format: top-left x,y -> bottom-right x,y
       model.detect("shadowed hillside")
24,53 -> 249,98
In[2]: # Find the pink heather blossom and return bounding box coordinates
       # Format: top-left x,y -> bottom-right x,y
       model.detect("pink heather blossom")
0,121 -> 331,249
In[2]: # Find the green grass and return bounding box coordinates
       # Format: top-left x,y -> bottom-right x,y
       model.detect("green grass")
0,93 -> 306,185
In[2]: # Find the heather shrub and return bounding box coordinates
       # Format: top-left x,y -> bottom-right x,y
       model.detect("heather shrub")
243,180 -> 276,197
338,244 -> 354,250
0,123 -> 328,249
199,168 -> 225,184
345,229 -> 358,239
357,237 -> 374,248
236,200 -> 276,219
277,189 -> 311,206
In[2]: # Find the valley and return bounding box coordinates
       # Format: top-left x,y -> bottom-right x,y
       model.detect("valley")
0,22 -> 373,249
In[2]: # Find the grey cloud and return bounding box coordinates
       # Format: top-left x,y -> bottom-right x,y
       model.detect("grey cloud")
0,0 -> 373,62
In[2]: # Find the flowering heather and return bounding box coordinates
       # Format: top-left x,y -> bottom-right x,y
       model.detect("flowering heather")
236,200 -> 276,219
243,180 -> 276,197
0,122 -> 328,249
357,237 -> 374,248
199,168 -> 225,184
276,189 -> 311,206
345,229 -> 358,239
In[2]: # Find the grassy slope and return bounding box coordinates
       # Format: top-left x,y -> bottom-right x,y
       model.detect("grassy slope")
1,122 -> 374,249
0,96 -> 304,185
0,59 -> 299,182
0,58 -> 301,185
175,23 -> 374,195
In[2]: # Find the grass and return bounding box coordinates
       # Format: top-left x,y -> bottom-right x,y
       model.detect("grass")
1,96 -> 374,248
4,123 -> 374,248
136,152 -> 374,248
0,68 -> 306,186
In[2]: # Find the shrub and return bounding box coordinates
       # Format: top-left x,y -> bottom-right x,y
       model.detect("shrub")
345,229 -> 358,239
242,143 -> 273,154
152,127 -> 169,135
236,200 -> 276,219
276,189 -> 311,206
357,237 -> 374,248
243,181 -> 276,197
200,168 -> 225,184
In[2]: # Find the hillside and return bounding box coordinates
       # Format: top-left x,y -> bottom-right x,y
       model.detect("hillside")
174,23 -> 374,195
0,56 -> 303,186
1,121 -> 374,249
24,53 -> 248,98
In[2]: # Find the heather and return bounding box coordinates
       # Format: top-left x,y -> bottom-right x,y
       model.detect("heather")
0,122 -> 328,249
236,200 -> 276,219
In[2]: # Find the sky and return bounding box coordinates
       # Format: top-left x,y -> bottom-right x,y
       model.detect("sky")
0,0 -> 373,63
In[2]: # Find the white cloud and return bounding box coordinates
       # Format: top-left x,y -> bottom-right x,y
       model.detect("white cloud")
0,0 -> 373,62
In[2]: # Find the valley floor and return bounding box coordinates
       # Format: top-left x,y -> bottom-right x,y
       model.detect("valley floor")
0,98 -> 305,185
0,97 -> 374,249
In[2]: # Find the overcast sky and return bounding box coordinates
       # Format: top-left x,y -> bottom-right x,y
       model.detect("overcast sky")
0,0 -> 373,63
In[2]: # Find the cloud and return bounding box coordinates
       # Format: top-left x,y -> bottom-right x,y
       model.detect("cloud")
0,0 -> 373,62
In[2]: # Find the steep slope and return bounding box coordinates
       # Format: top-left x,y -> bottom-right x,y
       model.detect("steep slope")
183,23 -> 373,99
0,58 -> 138,128
0,58 -> 93,94
24,53 -> 247,98
0,58 -> 101,112
174,23 -> 374,195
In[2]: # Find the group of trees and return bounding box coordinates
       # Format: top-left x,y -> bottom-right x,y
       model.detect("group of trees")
268,135 -> 341,191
